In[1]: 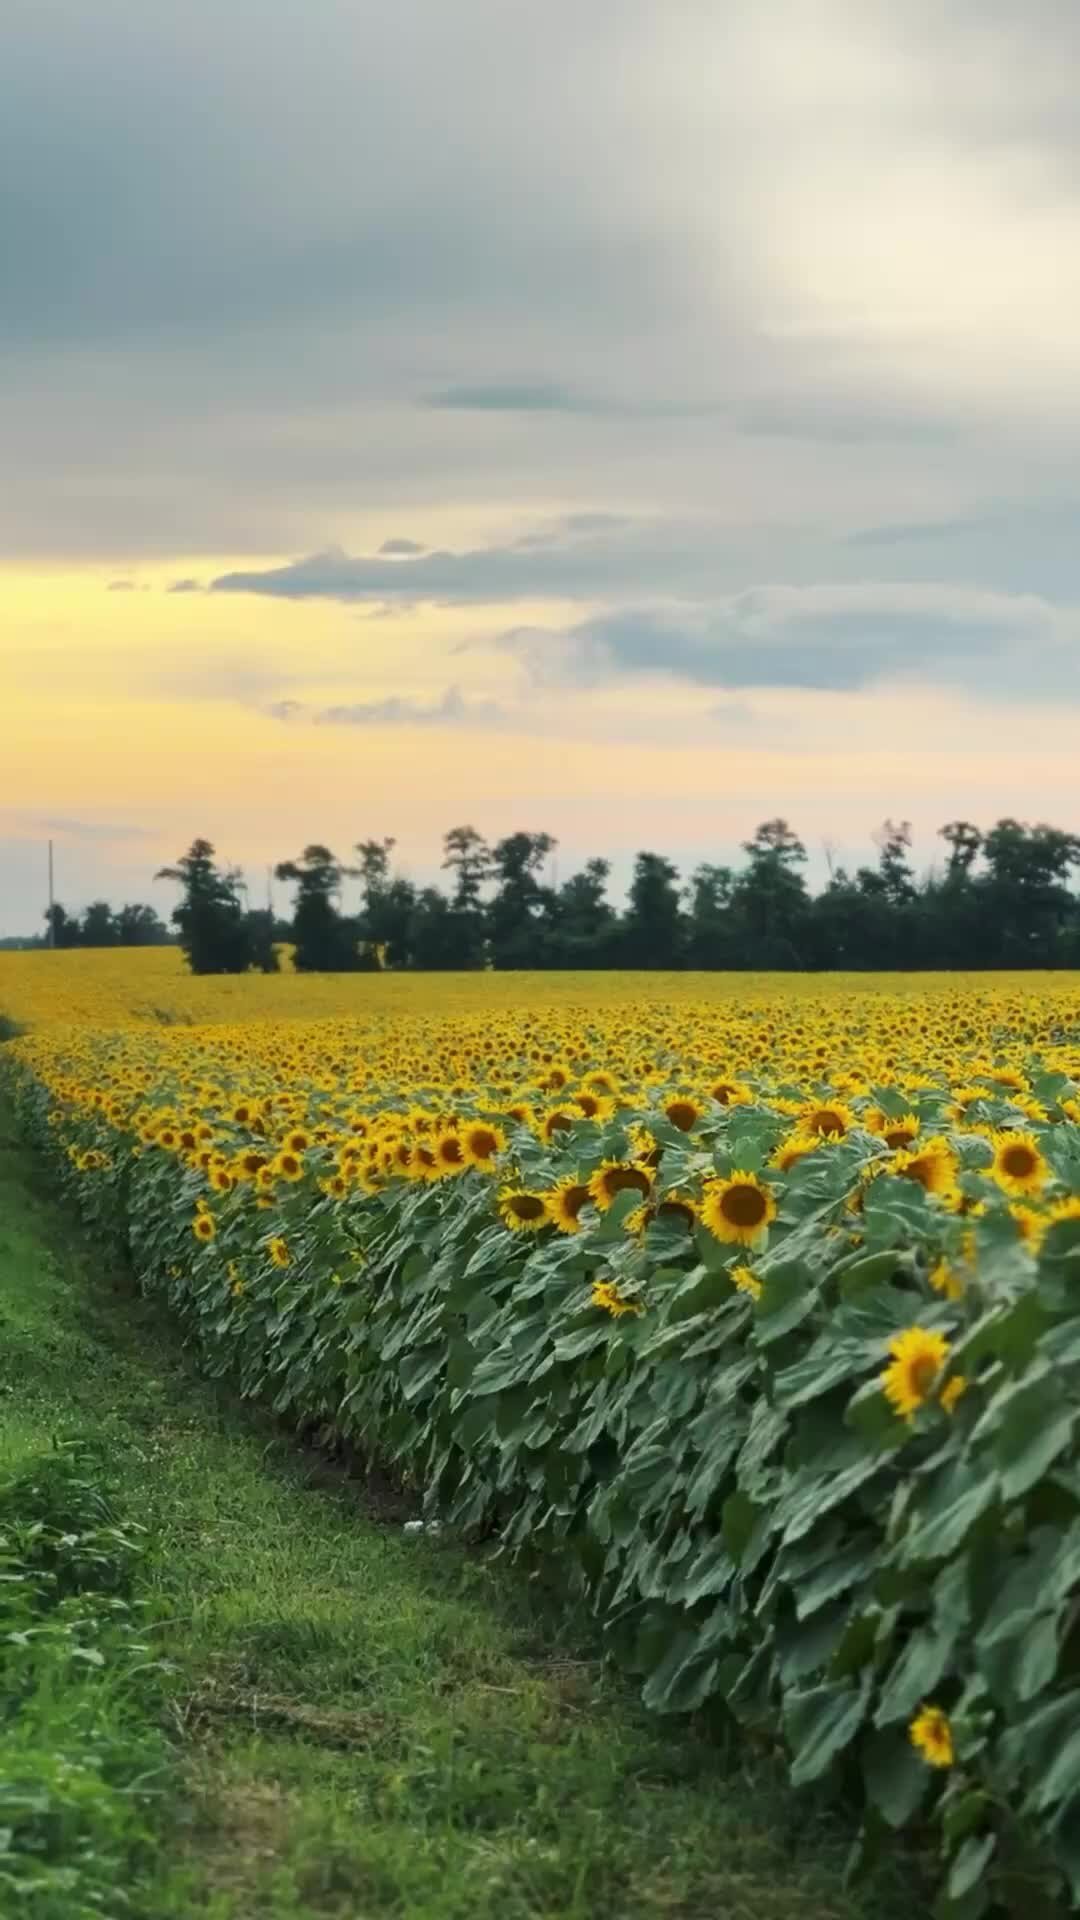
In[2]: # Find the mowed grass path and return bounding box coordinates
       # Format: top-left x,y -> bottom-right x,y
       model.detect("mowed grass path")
0,1093 -> 908,1919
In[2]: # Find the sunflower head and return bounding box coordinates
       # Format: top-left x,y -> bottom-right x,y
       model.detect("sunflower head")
587,1160 -> 654,1212
890,1138 -> 958,1195
800,1101 -> 854,1139
990,1129 -> 1049,1196
700,1171 -> 777,1246
192,1212 -> 216,1243
497,1188 -> 549,1232
662,1094 -> 705,1134
462,1120 -> 506,1169
909,1704 -> 954,1769
881,1325 -> 950,1418
545,1177 -> 593,1234
433,1129 -> 468,1174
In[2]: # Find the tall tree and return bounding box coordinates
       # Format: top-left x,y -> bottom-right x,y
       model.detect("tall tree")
546,858 -> 616,968
439,825 -> 491,969
684,863 -> 736,968
80,901 -> 117,947
156,839 -> 255,974
732,819 -> 809,967
275,845 -> 361,972
488,831 -> 556,969
621,852 -> 684,968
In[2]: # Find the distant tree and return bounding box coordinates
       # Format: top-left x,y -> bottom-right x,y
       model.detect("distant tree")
43,902 -> 80,950
275,845 -> 361,972
545,858 -> 617,967
939,820 -> 982,880
488,831 -> 556,969
354,837 -> 417,968
80,901 -> 117,947
156,839 -> 255,974
621,852 -> 684,968
684,863 -> 736,968
440,825 -> 491,968
731,819 -> 809,967
115,903 -> 171,947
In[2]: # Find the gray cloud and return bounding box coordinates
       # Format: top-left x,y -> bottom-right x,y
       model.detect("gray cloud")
167,577 -> 202,593
377,537 -> 427,556
268,685 -> 507,728
499,582 -> 1070,695
424,382 -> 595,414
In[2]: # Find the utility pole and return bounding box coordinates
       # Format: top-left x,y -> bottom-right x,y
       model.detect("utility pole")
266,865 -> 273,914
47,839 -> 55,948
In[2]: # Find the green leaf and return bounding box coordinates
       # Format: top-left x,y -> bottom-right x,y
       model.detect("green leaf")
785,1678 -> 870,1786
863,1726 -> 929,1829
946,1833 -> 996,1902
753,1263 -> 817,1345
875,1624 -> 956,1726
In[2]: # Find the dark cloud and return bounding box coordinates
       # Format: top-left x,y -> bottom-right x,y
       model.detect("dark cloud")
734,393 -> 965,446
377,538 -> 427,556
167,577 -> 202,593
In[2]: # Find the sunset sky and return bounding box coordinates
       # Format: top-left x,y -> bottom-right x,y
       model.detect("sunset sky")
3,0 -> 1079,934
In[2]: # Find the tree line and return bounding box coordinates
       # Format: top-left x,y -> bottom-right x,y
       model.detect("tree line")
151,818 -> 1080,975
26,901 -> 176,951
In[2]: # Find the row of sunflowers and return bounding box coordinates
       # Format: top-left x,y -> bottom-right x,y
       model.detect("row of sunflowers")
5,958 -> 1080,1914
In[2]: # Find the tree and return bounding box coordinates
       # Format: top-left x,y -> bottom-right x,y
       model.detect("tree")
115,903 -> 170,946
546,858 -> 617,968
439,825 -> 491,968
621,852 -> 684,968
939,821 -> 982,880
354,838 -> 417,969
488,831 -> 556,969
731,819 -> 809,967
978,819 -> 1080,966
43,902 -> 80,949
684,863 -> 736,968
275,845 -> 361,972
156,839 -> 259,974
80,901 -> 117,947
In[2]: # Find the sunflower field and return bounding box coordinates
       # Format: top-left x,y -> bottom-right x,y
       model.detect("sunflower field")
5,952 -> 1080,1915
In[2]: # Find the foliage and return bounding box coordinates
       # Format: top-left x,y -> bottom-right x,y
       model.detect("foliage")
6,968 -> 1080,1913
157,838 -> 279,975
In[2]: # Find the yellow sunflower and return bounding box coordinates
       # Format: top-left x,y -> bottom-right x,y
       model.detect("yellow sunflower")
990,1130 -> 1049,1196
545,1176 -> 593,1234
192,1211 -> 216,1243
497,1188 -> 550,1231
890,1139 -> 958,1195
273,1149 -> 305,1183
433,1128 -> 469,1176
587,1160 -> 654,1212
591,1277 -> 643,1318
461,1120 -> 507,1169
267,1236 -> 291,1268
661,1094 -> 706,1134
700,1171 -> 777,1246
800,1101 -> 854,1139
881,1326 -> 950,1417
909,1704 -> 954,1768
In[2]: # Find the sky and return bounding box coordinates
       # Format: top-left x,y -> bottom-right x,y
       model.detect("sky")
3,0 -> 1080,934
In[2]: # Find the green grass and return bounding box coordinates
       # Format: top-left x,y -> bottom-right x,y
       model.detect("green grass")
0,1093 -> 912,1918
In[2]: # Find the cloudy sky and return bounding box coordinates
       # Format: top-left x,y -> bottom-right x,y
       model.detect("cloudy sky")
3,0 -> 1078,933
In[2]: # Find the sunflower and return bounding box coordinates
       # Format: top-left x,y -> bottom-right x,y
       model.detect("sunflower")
890,1139 -> 958,1195
771,1133 -> 821,1173
662,1094 -> 706,1134
730,1264 -> 762,1300
461,1120 -> 506,1169
866,1109 -> 921,1151
700,1171 -> 777,1246
909,1705 -> 954,1769
940,1375 -> 968,1415
1047,1195 -> 1080,1226
655,1193 -> 698,1231
929,1257 -> 964,1301
591,1277 -> 643,1318
192,1211 -> 216,1242
881,1326 -> 950,1417
545,1176 -> 593,1234
587,1160 -> 654,1212
272,1149 -> 305,1183
990,1130 -> 1049,1196
1008,1202 -> 1047,1249
210,1166 -> 234,1193
708,1079 -> 752,1107
267,1236 -> 291,1268
433,1128 -> 468,1175
498,1188 -> 549,1231
800,1102 -> 854,1139
283,1128 -> 311,1154
234,1148 -> 268,1180
572,1090 -> 611,1121
540,1106 -> 579,1144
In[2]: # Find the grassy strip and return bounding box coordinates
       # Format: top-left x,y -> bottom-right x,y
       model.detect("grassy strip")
0,1094 -> 910,1919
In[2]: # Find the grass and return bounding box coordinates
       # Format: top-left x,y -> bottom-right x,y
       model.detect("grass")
0,1091 -> 912,1918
